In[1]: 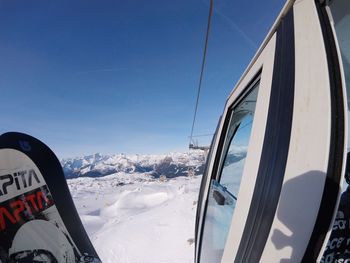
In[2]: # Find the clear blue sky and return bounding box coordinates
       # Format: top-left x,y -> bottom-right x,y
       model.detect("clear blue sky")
0,0 -> 285,158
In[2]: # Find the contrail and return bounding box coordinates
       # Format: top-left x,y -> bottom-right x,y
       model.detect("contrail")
74,67 -> 127,75
214,7 -> 258,50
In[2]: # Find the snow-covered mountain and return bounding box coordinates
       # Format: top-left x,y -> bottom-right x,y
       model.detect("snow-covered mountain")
61,150 -> 207,179
67,147 -> 247,263
69,172 -> 202,263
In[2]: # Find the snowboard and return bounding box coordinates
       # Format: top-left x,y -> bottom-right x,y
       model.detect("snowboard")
0,132 -> 101,263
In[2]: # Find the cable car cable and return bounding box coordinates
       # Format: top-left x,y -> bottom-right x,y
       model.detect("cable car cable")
189,0 -> 214,147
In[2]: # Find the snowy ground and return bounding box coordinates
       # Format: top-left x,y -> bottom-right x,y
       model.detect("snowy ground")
67,173 -> 201,263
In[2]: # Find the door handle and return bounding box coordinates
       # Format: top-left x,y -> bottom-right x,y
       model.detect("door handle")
213,190 -> 226,205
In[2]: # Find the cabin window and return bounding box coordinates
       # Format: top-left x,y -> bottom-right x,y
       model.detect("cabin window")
329,0 -> 350,149
320,1 -> 350,262
199,79 -> 259,263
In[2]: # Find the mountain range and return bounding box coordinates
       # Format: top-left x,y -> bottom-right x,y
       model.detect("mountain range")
61,150 -> 207,179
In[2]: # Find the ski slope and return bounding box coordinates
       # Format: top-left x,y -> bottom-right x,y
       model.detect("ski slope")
68,173 -> 201,263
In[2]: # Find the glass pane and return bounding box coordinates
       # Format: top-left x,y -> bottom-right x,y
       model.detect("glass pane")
321,1 -> 350,262
329,0 -> 350,149
199,80 -> 259,263
220,114 -> 254,196
200,181 -> 236,263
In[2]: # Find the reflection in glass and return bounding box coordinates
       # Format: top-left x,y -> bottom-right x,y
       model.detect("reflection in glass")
220,114 -> 253,196
199,80 -> 259,263
200,181 -> 236,263
322,1 -> 350,261
329,0 -> 350,149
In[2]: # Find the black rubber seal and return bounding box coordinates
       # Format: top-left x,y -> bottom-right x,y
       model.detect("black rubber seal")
235,8 -> 295,263
301,2 -> 344,261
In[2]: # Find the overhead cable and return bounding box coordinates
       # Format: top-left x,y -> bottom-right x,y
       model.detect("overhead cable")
189,0 -> 214,147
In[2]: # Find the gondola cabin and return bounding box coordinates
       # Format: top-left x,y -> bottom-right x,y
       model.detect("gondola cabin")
195,0 -> 350,262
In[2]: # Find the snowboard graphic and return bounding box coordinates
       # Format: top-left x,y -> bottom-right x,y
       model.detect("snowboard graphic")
0,132 -> 101,262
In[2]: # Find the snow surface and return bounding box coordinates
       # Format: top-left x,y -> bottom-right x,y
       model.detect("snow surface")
68,172 -> 201,263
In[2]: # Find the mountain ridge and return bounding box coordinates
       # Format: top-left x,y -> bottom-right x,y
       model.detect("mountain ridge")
61,150 -> 207,179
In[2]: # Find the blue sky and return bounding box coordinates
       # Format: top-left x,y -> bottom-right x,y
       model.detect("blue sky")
0,0 -> 285,158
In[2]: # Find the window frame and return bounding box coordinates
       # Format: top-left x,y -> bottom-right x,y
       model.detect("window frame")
195,28 -> 278,262
197,75 -> 261,263
216,77 -> 261,187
